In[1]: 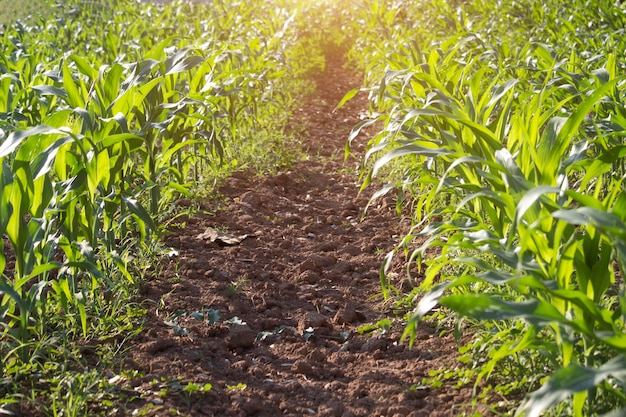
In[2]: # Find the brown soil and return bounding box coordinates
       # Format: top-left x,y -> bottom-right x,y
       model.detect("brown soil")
114,53 -> 488,417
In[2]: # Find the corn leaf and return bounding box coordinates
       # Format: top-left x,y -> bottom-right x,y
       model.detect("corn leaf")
440,294 -> 568,326
516,355 -> 626,417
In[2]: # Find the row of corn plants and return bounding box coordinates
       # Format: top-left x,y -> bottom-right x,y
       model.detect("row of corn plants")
342,0 -> 626,415
0,0 -> 324,414
0,0 -> 50,25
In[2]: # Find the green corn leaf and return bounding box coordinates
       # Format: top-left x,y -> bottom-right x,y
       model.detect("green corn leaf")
103,64 -> 124,101
131,59 -> 161,84
160,139 -> 204,168
110,85 -> 135,117
4,165 -> 30,254
371,143 -> 452,177
30,175 -> 53,219
379,250 -> 394,299
563,189 -> 605,211
534,43 -> 555,67
562,139 -> 589,169
137,77 -> 163,101
494,148 -> 531,193
0,73 -> 17,113
100,113 -> 130,134
166,181 -> 191,197
99,149 -> 112,189
0,161 -> 13,235
68,54 -> 98,80
0,126 -> 62,158
165,54 -> 205,75
78,301 -> 87,337
540,79 -> 622,183
612,193 -> 626,224
31,84 -> 68,98
473,269 -> 516,285
486,78 -> 518,111
588,240 -> 613,303
335,87 -> 360,111
30,135 -> 74,180
121,195 -> 156,236
414,280 -> 453,320
549,289 -> 613,331
578,145 -> 626,192
43,109 -> 73,128
437,155 -> 484,193
65,261 -> 104,281
100,133 -> 142,150
404,275 -> 476,345
440,294 -> 568,326
86,156 -> 98,197
450,113 -> 502,155
536,116 -> 568,182
50,279 -> 70,311
553,207 -> 626,239
596,332 -> 626,350
0,278 -> 27,318
516,186 -> 560,224
62,62 -> 85,109
592,68 -> 610,85
346,118 -> 379,150
456,189 -> 512,219
516,355 -> 626,417
26,280 -> 47,312
14,262 -> 60,291
144,36 -> 180,61
73,107 -> 95,133
377,72 -> 387,105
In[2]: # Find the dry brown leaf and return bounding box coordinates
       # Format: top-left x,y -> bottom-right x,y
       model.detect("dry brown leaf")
196,227 -> 248,245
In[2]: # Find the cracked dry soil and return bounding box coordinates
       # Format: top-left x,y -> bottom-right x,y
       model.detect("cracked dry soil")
119,53 -> 485,417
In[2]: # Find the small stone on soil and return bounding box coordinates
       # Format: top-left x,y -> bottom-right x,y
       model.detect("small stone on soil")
360,337 -> 387,353
225,325 -> 257,350
291,359 -> 318,377
298,270 -> 320,284
141,338 -> 176,354
333,306 -> 360,324
298,254 -> 336,272
298,311 -> 330,332
317,400 -> 344,417
306,348 -> 326,363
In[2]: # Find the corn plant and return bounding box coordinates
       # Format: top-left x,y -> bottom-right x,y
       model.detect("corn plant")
0,0 -> 321,414
345,0 -> 626,415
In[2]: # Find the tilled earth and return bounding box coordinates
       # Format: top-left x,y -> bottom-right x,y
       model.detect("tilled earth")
119,54 -> 485,417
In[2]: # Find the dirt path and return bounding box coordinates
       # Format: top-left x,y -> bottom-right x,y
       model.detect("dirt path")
119,53 -> 478,417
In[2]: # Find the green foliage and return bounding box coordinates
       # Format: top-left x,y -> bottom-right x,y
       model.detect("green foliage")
0,0 -> 327,414
345,0 -> 626,415
357,318 -> 392,335
0,0 -> 49,25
